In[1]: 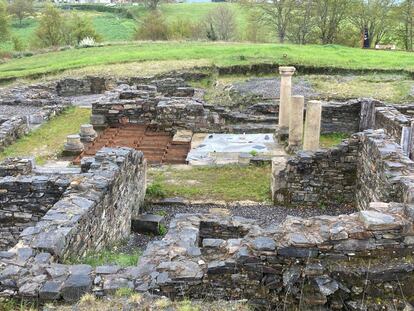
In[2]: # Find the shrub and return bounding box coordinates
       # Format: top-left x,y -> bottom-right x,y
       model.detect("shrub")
68,13 -> 101,45
34,4 -> 65,47
168,18 -> 197,40
0,0 -> 10,42
78,37 -> 96,48
135,11 -> 169,41
204,5 -> 237,41
12,36 -> 25,51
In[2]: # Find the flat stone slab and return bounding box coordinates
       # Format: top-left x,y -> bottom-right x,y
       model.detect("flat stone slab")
173,130 -> 193,143
131,214 -> 164,235
359,210 -> 400,231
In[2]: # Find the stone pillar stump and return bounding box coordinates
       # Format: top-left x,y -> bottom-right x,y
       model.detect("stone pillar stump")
288,95 -> 304,152
63,134 -> 84,156
303,100 -> 322,151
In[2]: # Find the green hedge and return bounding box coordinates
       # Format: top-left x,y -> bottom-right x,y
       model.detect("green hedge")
59,4 -> 136,19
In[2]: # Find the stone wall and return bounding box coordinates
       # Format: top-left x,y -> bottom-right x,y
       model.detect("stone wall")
272,130 -> 414,209
14,147 -> 147,260
2,200 -> 414,308
0,160 -> 70,250
272,136 -> 360,207
56,76 -> 112,96
356,130 -> 414,210
375,106 -> 414,157
0,117 -> 29,152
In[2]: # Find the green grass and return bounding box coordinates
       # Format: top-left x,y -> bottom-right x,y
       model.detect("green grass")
1,42 -> 414,82
0,298 -> 37,311
0,107 -> 91,164
65,249 -> 141,267
308,73 -> 414,103
148,165 -> 271,202
320,133 -> 349,148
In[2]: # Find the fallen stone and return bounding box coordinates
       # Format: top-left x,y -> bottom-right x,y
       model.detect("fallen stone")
131,214 -> 164,235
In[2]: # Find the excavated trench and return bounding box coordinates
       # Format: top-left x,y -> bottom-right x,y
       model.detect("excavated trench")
74,124 -> 191,165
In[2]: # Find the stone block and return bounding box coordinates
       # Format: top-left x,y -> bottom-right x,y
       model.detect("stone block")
131,214 -> 164,235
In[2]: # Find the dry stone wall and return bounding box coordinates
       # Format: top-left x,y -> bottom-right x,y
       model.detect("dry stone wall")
272,136 -> 360,207
356,130 -> 414,210
0,159 -> 70,250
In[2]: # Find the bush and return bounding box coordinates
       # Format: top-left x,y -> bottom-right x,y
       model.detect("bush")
135,11 -> 169,41
204,5 -> 237,41
0,0 -> 10,42
12,36 -> 25,51
68,13 -> 101,45
168,18 -> 198,40
78,37 -> 96,48
34,4 -> 65,47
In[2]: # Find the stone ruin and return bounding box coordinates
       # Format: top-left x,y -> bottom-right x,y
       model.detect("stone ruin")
2,69 -> 414,309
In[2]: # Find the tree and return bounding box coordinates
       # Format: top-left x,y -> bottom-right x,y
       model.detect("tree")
350,0 -> 396,47
68,13 -> 101,45
204,5 -> 237,41
314,0 -> 349,44
0,0 -> 10,42
288,0 -> 315,44
144,0 -> 162,10
253,0 -> 296,43
394,0 -> 413,50
35,4 -> 65,47
8,0 -> 33,26
135,11 -> 169,41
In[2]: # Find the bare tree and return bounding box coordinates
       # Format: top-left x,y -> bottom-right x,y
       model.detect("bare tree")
350,0 -> 396,47
288,0 -> 315,44
8,0 -> 34,26
251,0 -> 296,43
204,5 -> 237,41
314,0 -> 348,44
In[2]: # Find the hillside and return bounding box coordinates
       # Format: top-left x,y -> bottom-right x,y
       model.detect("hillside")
0,42 -> 413,82
0,3 -> 250,53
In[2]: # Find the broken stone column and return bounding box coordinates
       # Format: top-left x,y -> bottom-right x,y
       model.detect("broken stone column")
277,66 -> 296,142
288,95 -> 304,152
79,124 -> 97,143
63,134 -> 84,156
303,100 -> 322,151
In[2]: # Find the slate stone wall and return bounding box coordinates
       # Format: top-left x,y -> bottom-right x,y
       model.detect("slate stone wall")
375,106 -> 412,145
272,135 -> 360,207
0,160 -> 70,250
13,147 -> 147,260
356,130 -> 414,210
0,117 -> 29,152
272,130 -> 414,209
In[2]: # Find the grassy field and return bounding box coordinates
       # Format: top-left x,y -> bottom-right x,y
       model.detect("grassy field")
147,165 -> 272,202
1,42 -> 414,82
0,107 -> 91,164
0,3 -> 249,53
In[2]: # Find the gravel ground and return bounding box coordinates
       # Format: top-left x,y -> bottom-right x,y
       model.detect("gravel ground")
120,202 -> 356,254
232,77 -> 319,99
0,105 -> 42,118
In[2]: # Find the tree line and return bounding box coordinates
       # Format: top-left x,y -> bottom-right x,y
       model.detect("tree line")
246,0 -> 414,50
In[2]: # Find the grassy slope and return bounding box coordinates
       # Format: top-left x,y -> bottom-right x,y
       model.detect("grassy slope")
1,43 -> 414,81
0,3 -> 247,53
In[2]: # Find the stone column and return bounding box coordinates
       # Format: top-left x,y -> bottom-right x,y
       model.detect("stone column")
80,124 -> 97,143
277,66 -> 296,142
303,100 -> 322,151
288,95 -> 304,152
63,134 -> 84,156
